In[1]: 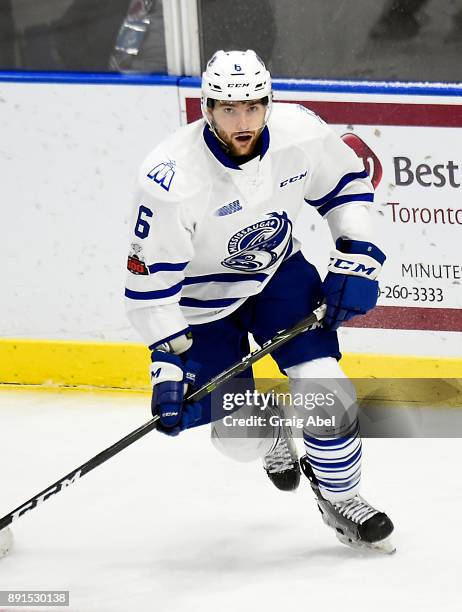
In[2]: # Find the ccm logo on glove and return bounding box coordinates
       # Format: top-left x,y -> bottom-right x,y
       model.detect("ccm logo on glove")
328,251 -> 382,280
323,238 -> 386,330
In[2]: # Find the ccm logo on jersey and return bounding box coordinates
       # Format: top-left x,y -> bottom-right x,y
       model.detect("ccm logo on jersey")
147,159 -> 176,191
280,171 -> 307,188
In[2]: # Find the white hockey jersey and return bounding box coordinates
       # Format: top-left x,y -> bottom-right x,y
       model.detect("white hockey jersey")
125,102 -> 374,347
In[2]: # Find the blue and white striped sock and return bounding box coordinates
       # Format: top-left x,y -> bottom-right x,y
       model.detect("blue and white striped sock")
303,421 -> 362,503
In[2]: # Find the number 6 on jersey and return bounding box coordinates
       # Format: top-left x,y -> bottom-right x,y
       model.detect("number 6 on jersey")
134,205 -> 153,239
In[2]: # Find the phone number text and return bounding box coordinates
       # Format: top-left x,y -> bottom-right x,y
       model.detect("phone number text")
379,285 -> 444,302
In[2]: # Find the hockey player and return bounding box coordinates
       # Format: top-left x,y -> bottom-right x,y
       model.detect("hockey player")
125,50 -> 394,553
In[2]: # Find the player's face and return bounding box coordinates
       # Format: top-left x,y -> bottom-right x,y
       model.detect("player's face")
209,100 -> 266,156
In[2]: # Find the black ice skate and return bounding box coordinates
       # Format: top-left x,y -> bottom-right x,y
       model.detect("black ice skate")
263,404 -> 300,491
300,455 -> 395,554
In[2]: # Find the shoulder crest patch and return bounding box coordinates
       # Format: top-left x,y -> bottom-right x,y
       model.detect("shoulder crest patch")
147,159 -> 176,191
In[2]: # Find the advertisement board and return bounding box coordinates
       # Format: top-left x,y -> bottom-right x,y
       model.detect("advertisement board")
180,81 -> 462,356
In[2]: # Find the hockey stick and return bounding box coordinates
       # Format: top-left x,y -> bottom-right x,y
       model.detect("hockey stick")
0,303 -> 326,533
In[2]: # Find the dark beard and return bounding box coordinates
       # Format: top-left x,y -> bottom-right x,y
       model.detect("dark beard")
228,135 -> 263,165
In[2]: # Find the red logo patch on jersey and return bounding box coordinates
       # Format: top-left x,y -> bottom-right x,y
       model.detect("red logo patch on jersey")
127,256 -> 148,275
341,133 -> 383,189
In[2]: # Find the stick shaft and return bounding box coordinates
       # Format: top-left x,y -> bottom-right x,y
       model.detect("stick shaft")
188,303 -> 326,401
0,303 -> 325,531
0,416 -> 160,530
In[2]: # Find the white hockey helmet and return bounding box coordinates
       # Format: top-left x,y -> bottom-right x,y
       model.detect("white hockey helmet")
201,49 -> 272,127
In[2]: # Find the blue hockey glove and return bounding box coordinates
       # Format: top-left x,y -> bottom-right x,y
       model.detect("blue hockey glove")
150,351 -> 202,436
322,238 -> 386,330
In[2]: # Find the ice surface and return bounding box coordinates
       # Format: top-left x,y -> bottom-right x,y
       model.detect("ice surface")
0,388 -> 460,612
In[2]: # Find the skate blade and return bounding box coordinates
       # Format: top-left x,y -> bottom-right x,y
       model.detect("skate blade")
0,528 -> 13,558
336,532 -> 396,555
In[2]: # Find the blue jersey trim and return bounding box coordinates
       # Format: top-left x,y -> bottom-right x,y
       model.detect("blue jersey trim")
305,170 -> 369,207
179,76 -> 462,97
202,124 -> 270,170
180,296 -> 241,308
0,70 -> 177,86
317,192 -> 374,217
125,282 -> 183,300
260,126 -> 270,159
147,261 -> 189,274
184,272 -> 268,285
